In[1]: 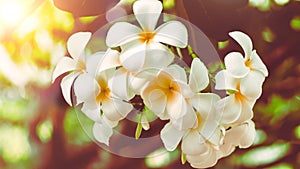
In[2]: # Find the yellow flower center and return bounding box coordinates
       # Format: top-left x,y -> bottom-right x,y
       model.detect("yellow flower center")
76,60 -> 86,74
245,59 -> 253,70
139,31 -> 156,44
192,113 -> 203,131
96,78 -> 110,102
234,83 -> 247,104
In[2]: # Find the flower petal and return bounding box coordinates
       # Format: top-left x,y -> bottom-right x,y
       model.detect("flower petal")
160,122 -> 184,151
190,93 -> 220,120
120,42 -> 146,72
143,43 -> 174,69
52,57 -> 77,83
229,31 -> 253,59
67,32 -> 91,60
181,104 -> 198,130
182,131 -> 207,155
165,64 -> 187,83
109,68 -> 134,100
144,89 -> 167,117
133,0 -> 162,31
240,71 -> 264,100
189,148 -> 218,169
224,52 -> 250,78
74,73 -> 100,104
97,49 -> 121,73
189,58 -> 209,92
250,50 -> 268,77
215,95 -> 242,124
215,70 -> 238,91
130,68 -> 158,94
93,122 -> 113,146
86,52 -> 105,75
154,21 -> 188,48
167,91 -> 187,120
106,22 -> 141,47
102,98 -> 133,121
224,120 -> 256,148
238,120 -> 256,148
81,103 -> 102,123
60,72 -> 79,106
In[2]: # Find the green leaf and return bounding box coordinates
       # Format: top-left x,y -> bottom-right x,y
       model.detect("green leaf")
135,122 -> 143,140
181,152 -> 187,164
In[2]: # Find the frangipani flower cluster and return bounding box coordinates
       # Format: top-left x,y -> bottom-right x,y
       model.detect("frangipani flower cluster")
52,0 -> 268,168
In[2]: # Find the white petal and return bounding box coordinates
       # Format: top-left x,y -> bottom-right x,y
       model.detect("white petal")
106,22 -> 141,47
97,49 -> 121,73
160,122 -> 184,151
215,95 -> 242,124
250,50 -> 269,77
174,80 -> 194,98
154,21 -> 188,48
133,0 -> 162,31
74,73 -> 100,104
141,114 -> 150,130
81,104 -> 102,123
190,93 -> 220,120
144,89 -> 167,116
189,58 -> 209,92
200,119 -> 220,142
185,145 -> 211,163
238,120 -> 256,148
130,68 -> 158,94
189,149 -> 218,169
218,142 -> 235,158
225,121 -> 256,148
182,131 -> 207,155
165,64 -> 187,83
109,68 -> 133,100
120,43 -> 146,72
67,32 -> 91,60
181,105 -> 198,130
93,122 -> 113,146
215,70 -> 238,91
229,31 -> 253,59
143,43 -> 174,69
102,98 -> 133,121
60,72 -> 79,106
224,52 -> 250,78
167,91 -> 187,120
52,57 -> 77,83
86,52 -> 105,75
240,71 -> 264,100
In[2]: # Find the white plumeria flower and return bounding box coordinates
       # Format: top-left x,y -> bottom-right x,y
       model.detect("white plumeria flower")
52,32 -> 91,106
224,31 -> 268,78
141,64 -> 193,128
160,93 -> 223,169
106,0 -> 188,72
73,51 -> 133,145
215,31 -> 269,124
217,120 -> 256,159
215,71 -> 259,124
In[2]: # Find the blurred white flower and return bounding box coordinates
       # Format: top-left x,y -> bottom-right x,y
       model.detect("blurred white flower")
106,0 -> 187,72
52,32 -> 91,106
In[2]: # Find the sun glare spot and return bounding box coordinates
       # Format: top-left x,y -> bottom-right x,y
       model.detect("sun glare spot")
0,0 -> 25,26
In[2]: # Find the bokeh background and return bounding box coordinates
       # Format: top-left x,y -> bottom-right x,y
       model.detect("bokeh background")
0,0 -> 299,169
